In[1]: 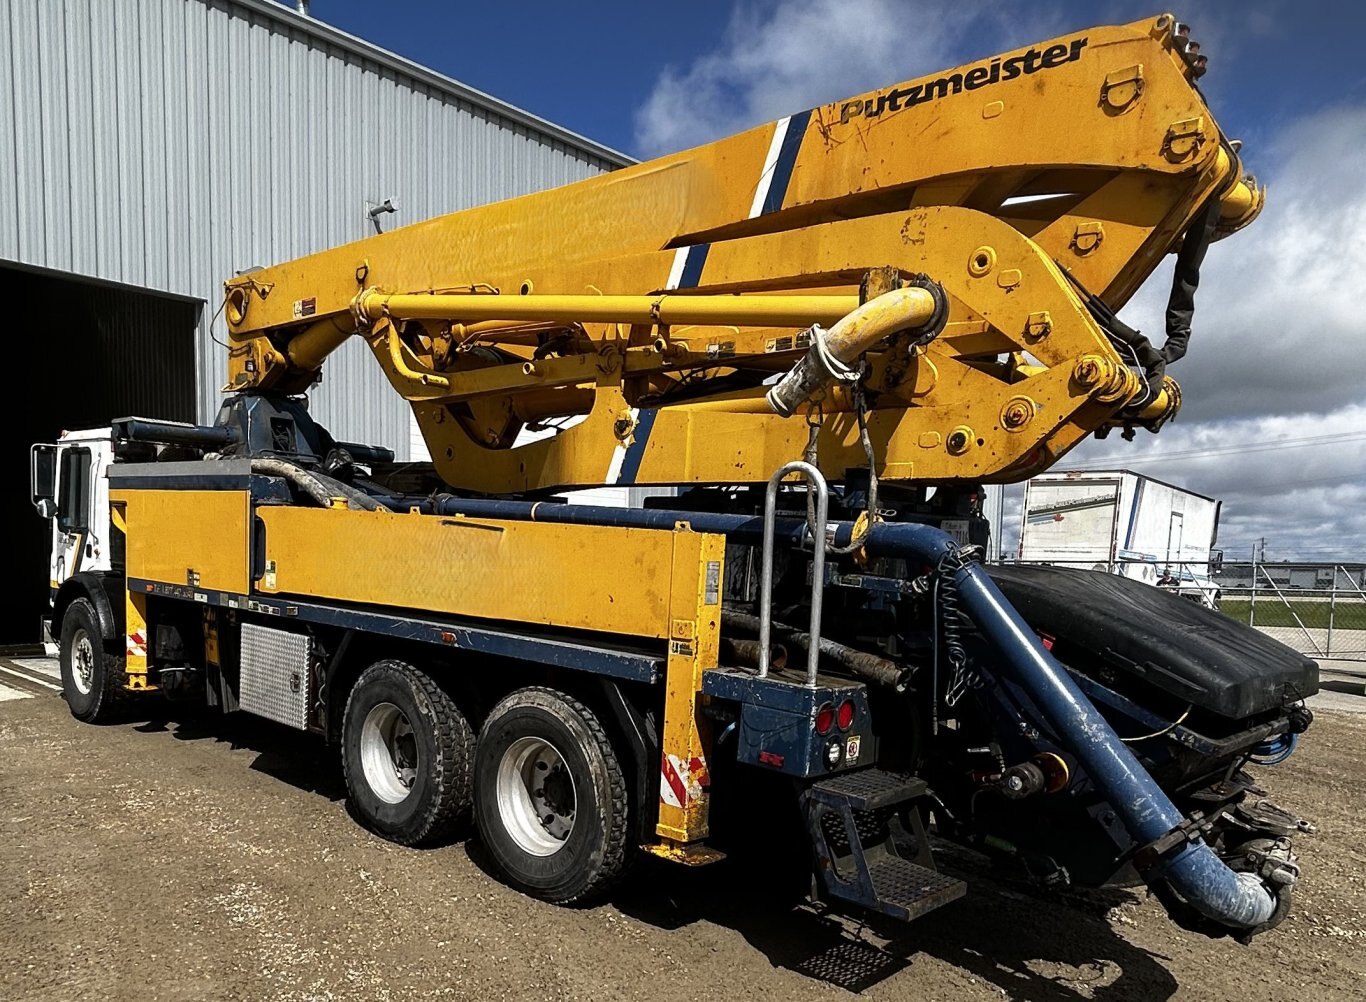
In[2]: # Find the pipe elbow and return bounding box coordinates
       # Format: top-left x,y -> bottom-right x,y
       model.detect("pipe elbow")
1160,844 -> 1284,934
1215,175 -> 1266,241
766,286 -> 944,417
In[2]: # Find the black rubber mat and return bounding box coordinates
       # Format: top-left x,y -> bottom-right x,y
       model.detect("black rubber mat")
987,564 -> 1318,719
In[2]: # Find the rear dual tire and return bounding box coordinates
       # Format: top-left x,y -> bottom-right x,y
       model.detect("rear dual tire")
341,667 -> 632,903
341,660 -> 475,846
474,687 -> 632,904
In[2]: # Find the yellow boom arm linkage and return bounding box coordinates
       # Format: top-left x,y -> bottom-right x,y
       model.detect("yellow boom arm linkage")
222,14 -> 1262,493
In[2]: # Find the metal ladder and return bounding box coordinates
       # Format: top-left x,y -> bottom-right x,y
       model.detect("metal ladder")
758,460 -> 828,687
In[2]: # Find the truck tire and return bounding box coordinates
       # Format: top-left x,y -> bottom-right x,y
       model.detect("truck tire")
341,659 -> 474,846
59,598 -> 126,723
473,687 -> 631,904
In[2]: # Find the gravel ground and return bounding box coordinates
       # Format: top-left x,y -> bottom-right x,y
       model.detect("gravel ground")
1,666 -> 1363,1001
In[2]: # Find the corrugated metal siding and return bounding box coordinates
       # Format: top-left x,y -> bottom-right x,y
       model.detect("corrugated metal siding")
1,0 -> 624,458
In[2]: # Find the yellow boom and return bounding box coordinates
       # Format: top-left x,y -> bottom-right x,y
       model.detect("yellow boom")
223,13 -> 1261,493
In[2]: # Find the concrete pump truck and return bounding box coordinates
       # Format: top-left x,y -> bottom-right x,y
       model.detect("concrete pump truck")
33,14 -> 1318,943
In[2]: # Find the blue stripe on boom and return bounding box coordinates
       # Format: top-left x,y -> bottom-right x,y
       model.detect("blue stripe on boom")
761,109 -> 811,215
625,218 -> 709,486
679,243 -> 710,288
618,407 -> 659,485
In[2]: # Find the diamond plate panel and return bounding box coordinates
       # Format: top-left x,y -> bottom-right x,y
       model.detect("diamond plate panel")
239,623 -> 312,730
866,857 -> 967,921
810,768 -> 928,810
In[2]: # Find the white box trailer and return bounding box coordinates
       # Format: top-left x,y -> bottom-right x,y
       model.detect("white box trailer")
1018,470 -> 1222,606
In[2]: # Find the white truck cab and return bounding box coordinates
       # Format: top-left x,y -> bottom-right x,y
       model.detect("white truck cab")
30,428 -> 115,650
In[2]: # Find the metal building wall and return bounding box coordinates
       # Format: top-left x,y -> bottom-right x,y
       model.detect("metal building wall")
0,0 -> 627,456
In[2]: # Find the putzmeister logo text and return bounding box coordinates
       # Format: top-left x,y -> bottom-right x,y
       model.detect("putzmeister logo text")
840,38 -> 1089,124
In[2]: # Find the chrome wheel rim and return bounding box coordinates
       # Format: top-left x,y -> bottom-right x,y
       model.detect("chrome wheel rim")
495,736 -> 576,856
71,629 -> 95,696
360,702 -> 418,804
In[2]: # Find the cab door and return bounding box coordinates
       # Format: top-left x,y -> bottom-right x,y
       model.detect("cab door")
53,446 -> 94,587
31,443 -> 60,592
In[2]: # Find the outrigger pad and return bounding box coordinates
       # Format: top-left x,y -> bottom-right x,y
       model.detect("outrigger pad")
987,564 -> 1319,719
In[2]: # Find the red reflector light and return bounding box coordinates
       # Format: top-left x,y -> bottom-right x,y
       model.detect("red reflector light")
815,704 -> 835,735
837,700 -> 856,730
758,750 -> 785,768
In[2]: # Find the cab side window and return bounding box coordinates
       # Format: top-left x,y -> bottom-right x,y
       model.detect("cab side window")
57,448 -> 92,535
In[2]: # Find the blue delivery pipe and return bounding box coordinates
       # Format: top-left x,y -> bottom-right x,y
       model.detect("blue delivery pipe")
939,548 -> 1278,928
433,496 -> 1279,930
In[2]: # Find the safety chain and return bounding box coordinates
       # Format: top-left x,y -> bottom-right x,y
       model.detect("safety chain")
800,377 -> 880,555
801,399 -> 826,548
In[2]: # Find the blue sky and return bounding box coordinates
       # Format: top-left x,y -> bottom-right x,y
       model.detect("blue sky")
297,0 -> 1364,159
285,1 -> 1366,561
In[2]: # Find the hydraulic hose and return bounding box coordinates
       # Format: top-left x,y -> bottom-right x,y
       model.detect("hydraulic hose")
722,609 -> 909,689
432,494 -> 1282,932
250,458 -> 382,511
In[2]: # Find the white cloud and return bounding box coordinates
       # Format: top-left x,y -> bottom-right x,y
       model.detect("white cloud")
1119,104 -> 1366,424
633,0 -> 1063,156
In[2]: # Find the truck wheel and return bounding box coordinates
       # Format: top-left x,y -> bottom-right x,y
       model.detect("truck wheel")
341,660 -> 474,846
473,687 -> 631,904
60,598 -> 125,723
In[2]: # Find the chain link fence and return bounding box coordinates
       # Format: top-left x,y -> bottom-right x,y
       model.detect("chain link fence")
1218,565 -> 1366,662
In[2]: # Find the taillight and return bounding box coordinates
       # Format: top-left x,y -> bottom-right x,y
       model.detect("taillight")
815,703 -> 835,735
837,700 -> 855,730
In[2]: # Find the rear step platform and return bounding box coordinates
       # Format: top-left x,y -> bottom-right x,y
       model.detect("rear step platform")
803,768 -> 966,922
863,857 -> 967,923
809,765 -> 930,811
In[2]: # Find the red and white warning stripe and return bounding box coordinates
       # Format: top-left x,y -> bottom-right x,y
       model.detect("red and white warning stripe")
126,630 -> 148,659
659,752 -> 711,809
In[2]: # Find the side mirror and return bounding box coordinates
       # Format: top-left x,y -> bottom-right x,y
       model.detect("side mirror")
31,443 -> 57,505
35,497 -> 56,520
